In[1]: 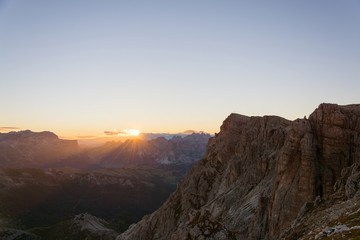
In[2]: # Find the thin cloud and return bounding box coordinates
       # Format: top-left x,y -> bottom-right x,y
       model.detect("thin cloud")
0,127 -> 22,132
179,130 -> 198,134
104,130 -> 121,136
104,129 -> 140,136
76,136 -> 97,139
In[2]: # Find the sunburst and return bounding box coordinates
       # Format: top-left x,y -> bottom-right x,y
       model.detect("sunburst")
117,129 -> 140,136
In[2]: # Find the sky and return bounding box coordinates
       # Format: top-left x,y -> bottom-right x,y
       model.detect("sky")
1,0 -> 359,138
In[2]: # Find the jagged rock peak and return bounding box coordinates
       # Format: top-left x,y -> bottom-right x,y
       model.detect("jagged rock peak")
217,113 -> 289,139
309,103 -> 360,128
118,103 -> 360,240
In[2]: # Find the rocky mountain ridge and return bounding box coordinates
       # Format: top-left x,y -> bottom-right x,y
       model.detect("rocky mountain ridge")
118,103 -> 360,240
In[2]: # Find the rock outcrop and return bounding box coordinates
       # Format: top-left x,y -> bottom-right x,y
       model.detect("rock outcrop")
117,103 -> 360,240
66,213 -> 119,240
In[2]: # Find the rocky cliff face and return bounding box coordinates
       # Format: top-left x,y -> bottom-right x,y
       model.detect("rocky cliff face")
117,103 -> 360,240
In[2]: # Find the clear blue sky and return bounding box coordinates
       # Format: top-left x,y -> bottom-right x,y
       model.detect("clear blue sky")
1,0 -> 359,137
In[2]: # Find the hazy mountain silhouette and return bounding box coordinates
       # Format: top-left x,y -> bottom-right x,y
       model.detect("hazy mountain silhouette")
0,131 -> 210,169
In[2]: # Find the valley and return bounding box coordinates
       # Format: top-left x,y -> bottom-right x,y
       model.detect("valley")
0,132 -> 209,239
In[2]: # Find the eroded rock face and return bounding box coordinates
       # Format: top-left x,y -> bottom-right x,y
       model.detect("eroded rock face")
118,103 -> 360,240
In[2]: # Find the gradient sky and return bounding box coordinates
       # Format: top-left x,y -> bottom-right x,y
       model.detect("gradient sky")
1,0 -> 359,138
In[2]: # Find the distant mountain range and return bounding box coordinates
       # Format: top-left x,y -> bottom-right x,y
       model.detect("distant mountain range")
0,130 -> 80,168
98,133 -> 210,167
0,131 -> 211,168
76,131 -> 211,148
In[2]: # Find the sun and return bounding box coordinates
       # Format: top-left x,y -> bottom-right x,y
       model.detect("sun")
127,129 -> 140,136
117,129 -> 140,136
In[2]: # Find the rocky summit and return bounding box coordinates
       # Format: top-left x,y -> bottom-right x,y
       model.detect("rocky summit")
117,103 -> 360,240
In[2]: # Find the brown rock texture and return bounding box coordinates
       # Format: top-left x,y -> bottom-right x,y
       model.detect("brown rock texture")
117,103 -> 360,240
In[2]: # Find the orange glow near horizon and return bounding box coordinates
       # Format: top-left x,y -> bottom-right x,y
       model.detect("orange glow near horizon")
2,128 -> 217,140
